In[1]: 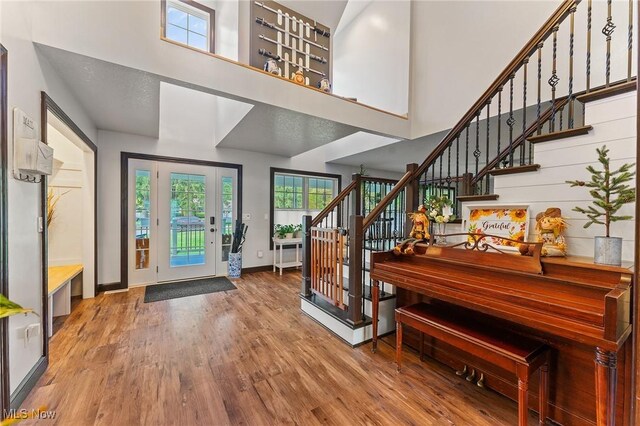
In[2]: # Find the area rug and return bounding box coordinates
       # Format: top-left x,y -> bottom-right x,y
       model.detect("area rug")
144,277 -> 237,303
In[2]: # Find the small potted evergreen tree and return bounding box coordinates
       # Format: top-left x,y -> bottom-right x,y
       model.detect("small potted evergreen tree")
566,145 -> 635,265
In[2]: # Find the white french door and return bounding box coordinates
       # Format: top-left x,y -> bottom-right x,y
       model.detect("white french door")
128,159 -> 238,286
157,162 -> 216,282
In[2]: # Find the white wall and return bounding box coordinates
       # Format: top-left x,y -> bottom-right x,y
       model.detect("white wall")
27,1 -> 410,139
47,124 -> 84,267
97,128 -> 399,285
409,1 -> 559,139
333,0 -> 410,115
467,91 -> 636,260
1,1 -> 97,394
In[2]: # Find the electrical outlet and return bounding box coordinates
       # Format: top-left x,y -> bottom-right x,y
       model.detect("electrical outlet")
257,250 -> 264,258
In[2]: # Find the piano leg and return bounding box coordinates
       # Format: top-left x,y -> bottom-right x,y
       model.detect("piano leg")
371,280 -> 379,353
594,347 -> 617,426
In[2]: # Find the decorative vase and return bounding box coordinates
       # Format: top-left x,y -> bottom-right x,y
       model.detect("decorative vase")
228,252 -> 242,278
434,222 -> 447,246
594,236 -> 622,266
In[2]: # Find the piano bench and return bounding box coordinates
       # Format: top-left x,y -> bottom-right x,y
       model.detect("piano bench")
395,303 -> 550,426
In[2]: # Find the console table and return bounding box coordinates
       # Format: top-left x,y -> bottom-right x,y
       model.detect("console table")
272,237 -> 302,276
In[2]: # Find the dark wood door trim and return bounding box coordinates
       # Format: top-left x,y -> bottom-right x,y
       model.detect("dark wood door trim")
0,43 -> 10,418
118,152 -> 243,290
633,1 -> 640,422
41,92 -> 98,355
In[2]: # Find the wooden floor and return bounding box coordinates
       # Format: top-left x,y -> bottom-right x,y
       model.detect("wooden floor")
21,271 -> 536,425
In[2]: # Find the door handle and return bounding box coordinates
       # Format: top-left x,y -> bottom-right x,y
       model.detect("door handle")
210,227 -> 216,232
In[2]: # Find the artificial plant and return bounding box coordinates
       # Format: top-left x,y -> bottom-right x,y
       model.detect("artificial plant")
566,145 -> 635,237
0,294 -> 36,319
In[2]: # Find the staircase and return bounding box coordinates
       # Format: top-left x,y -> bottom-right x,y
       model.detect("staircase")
300,0 -> 637,346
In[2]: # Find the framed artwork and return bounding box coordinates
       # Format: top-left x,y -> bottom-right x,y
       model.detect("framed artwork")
461,204 -> 530,251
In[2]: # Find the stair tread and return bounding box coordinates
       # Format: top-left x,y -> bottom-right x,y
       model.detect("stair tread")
489,164 -> 540,176
527,126 -> 592,144
301,293 -> 373,329
457,194 -> 499,202
576,80 -> 637,103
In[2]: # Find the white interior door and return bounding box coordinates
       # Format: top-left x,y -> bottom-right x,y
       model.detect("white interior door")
157,162 -> 217,282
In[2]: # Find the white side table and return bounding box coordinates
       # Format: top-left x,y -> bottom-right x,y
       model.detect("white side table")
272,237 -> 303,276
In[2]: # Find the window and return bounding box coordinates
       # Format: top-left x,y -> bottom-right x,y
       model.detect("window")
270,168 -> 341,247
135,170 -> 151,270
163,0 -> 215,53
273,172 -> 338,211
221,176 -> 233,262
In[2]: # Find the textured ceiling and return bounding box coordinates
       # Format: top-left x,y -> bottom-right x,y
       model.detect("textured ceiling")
37,44 -> 161,138
217,104 -> 358,156
35,44 -> 361,156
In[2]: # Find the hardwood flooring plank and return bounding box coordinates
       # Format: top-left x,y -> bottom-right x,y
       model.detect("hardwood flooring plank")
20,271 -> 537,425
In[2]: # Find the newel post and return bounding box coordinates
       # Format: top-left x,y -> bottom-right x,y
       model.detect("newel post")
348,214 -> 364,326
461,172 -> 474,196
352,173 -> 362,217
405,163 -> 419,236
301,215 -> 312,297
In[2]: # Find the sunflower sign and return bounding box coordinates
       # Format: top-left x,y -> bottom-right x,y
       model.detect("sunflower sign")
464,206 -> 530,250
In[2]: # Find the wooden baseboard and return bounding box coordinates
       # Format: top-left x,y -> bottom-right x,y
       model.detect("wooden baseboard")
97,282 -> 125,293
10,356 -> 47,410
241,265 -> 273,274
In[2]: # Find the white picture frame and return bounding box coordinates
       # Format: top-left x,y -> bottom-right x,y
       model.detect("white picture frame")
461,204 -> 530,252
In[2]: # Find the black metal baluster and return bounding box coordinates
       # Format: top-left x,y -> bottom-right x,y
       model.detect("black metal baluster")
603,0 -> 615,87
628,0 -> 633,81
455,135 -> 460,214
536,43 -> 543,136
508,74 -> 515,166
559,104 -> 564,130
485,102 -> 491,193
549,26 -> 559,132
521,58 -> 528,165
438,154 -> 443,197
497,87 -> 502,163
474,112 -> 481,188
465,125 -> 470,177
447,145 -> 452,198
568,6 -> 576,129
585,0 -> 592,125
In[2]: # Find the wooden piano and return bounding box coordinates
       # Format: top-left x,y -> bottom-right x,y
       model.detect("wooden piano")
369,234 -> 633,426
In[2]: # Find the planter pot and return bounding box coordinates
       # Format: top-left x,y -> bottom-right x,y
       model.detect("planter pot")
285,233 -> 294,239
294,231 -> 302,238
228,252 -> 242,278
433,222 -> 447,246
594,236 -> 622,266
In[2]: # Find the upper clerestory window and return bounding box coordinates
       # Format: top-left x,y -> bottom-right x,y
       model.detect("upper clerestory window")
162,0 -> 215,53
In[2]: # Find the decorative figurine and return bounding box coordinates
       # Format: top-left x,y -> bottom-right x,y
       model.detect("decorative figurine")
292,67 -> 305,85
263,58 -> 281,76
393,205 -> 430,255
318,77 -> 331,93
534,207 -> 567,256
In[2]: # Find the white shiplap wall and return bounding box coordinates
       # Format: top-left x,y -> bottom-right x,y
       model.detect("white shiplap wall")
463,91 -> 637,261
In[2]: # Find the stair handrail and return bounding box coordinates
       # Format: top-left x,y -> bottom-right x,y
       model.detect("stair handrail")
414,0 -> 580,179
311,178 -> 359,227
362,170 -> 414,230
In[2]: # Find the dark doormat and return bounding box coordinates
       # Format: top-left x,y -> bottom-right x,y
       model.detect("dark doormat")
144,277 -> 237,303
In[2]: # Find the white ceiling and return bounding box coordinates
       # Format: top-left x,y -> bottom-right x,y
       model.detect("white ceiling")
37,44 -> 161,138
328,130 -> 449,173
278,0 -> 350,31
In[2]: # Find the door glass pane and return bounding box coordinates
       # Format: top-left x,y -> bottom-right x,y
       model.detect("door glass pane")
170,173 -> 206,267
221,176 -> 233,262
135,170 -> 151,270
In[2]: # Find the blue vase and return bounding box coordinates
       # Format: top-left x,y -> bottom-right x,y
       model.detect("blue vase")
228,252 -> 242,278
